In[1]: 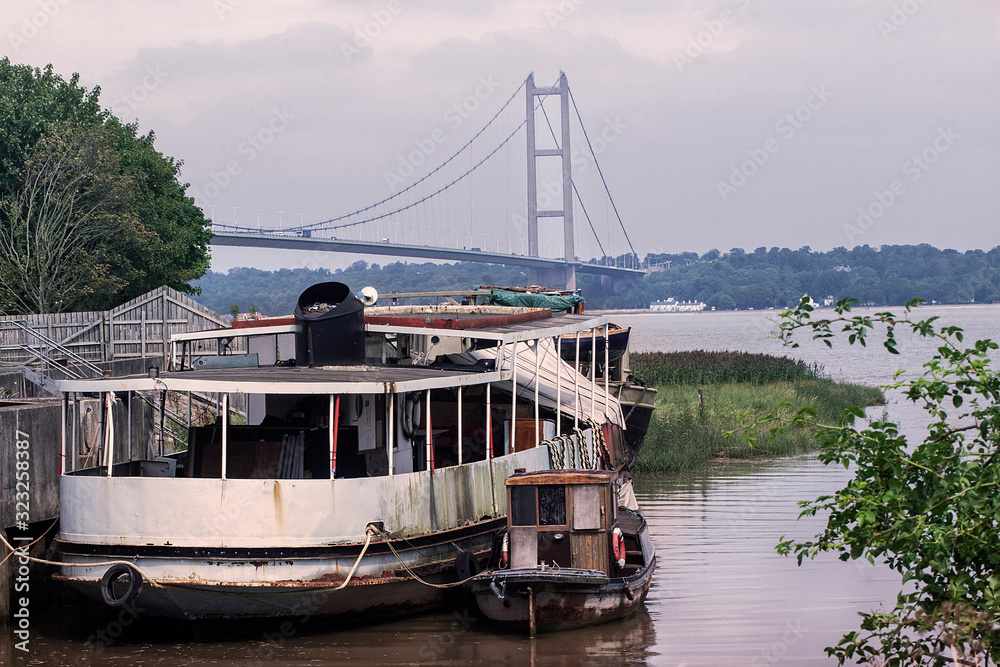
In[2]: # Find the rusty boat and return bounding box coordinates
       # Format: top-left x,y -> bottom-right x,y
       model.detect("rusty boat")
466,469 -> 655,634
50,282 -> 645,620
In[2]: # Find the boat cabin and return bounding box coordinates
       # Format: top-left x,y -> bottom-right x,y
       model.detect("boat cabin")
505,469 -> 642,576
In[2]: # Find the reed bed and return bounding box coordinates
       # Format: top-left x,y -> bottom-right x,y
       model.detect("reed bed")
630,351 -> 884,474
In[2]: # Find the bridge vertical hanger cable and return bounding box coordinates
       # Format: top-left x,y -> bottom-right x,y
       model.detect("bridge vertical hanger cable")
568,88 -> 637,268
537,102 -> 608,263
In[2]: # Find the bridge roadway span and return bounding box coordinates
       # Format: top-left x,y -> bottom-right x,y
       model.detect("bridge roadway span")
211,232 -> 643,279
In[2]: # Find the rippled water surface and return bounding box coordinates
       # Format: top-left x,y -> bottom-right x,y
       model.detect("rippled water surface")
7,305 -> 998,665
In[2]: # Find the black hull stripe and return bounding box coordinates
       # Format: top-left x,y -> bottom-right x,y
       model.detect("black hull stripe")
57,517 -> 505,561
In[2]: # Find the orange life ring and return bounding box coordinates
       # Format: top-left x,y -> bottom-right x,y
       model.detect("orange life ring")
612,527 -> 626,569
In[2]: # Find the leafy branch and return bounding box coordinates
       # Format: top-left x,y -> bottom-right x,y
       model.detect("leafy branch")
766,296 -> 1000,665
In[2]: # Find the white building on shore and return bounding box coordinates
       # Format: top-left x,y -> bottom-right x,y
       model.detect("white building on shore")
650,298 -> 707,312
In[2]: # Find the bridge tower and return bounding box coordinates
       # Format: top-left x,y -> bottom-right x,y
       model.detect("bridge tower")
526,72 -> 576,290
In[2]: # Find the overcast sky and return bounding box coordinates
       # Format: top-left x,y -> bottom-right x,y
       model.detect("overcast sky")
4,1 -> 998,272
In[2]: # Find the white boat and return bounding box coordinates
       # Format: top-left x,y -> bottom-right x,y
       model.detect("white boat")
50,282 -> 639,620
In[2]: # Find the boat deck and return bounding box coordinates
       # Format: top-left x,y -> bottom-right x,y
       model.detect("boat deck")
52,363 -> 503,394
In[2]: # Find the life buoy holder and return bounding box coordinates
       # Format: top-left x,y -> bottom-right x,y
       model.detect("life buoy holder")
612,527 -> 626,570
500,532 -> 509,569
100,563 -> 143,607
400,392 -> 422,440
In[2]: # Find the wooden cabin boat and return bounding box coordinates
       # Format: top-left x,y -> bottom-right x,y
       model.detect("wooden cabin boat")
467,469 -> 655,634
50,283 -> 644,620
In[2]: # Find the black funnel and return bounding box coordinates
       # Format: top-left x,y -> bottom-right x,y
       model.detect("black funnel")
294,282 -> 365,366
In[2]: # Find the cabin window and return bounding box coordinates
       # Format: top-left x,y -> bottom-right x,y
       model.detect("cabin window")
510,486 -> 537,526
538,485 -> 566,526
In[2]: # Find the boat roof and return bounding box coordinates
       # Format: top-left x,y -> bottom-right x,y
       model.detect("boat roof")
52,364 -> 502,394
505,469 -> 618,486
365,312 -> 610,342
169,310 -> 610,344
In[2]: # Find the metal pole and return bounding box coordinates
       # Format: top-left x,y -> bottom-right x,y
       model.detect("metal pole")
426,389 -> 433,473
330,394 -> 340,479
221,393 -> 229,480
590,328 -> 597,422
604,323 -> 610,400
510,342 -> 517,455
556,336 -> 562,437
457,386 -> 464,465
574,332 -> 581,429
60,393 -> 67,476
388,392 -> 395,476
329,394 -> 336,476
71,393 -> 77,471
104,393 -> 113,477
534,340 -> 540,446
127,390 -> 132,461
487,383 -> 493,459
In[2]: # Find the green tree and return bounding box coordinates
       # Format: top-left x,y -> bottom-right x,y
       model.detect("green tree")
0,58 -> 210,313
770,297 -> 1000,664
0,124 -> 141,313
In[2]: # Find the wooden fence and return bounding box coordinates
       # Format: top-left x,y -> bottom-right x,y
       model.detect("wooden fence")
0,287 -> 227,366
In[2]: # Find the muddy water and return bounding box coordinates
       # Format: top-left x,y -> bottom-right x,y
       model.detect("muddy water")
7,305 -> 998,665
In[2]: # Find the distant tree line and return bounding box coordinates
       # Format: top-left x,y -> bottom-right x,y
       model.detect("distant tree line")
621,244 -> 1000,311
193,244 -> 1000,316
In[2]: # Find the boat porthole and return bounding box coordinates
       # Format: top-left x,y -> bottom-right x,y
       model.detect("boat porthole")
100,564 -> 143,607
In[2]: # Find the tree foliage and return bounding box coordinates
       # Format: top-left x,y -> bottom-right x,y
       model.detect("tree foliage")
0,58 -> 210,314
771,297 -> 1000,665
590,244 -> 1000,310
0,124 -> 143,312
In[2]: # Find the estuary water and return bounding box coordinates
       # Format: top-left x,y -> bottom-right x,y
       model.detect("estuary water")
8,304 -> 1000,665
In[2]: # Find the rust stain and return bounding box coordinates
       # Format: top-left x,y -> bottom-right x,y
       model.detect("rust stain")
273,481 -> 284,532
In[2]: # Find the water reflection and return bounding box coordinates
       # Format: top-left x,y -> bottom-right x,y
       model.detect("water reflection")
12,584 -> 657,666
637,456 -> 900,665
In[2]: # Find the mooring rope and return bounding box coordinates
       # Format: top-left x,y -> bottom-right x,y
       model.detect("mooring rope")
369,525 -> 483,589
0,523 -> 377,592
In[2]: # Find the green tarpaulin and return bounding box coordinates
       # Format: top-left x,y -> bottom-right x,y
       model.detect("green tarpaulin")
487,289 -> 584,312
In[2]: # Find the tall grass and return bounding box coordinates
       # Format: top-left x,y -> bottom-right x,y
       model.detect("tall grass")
631,351 -> 884,474
632,350 -> 820,385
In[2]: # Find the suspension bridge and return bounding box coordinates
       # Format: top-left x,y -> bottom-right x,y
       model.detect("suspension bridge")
209,72 -> 643,289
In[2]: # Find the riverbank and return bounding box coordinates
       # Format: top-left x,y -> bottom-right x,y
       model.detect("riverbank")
631,351 -> 885,473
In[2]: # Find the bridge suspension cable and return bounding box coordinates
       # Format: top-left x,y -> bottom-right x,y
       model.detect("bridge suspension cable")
569,88 -> 637,266
290,76 -> 532,233
535,101 -> 608,263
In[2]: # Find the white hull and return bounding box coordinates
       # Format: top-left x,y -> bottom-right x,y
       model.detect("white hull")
57,449 -> 549,618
